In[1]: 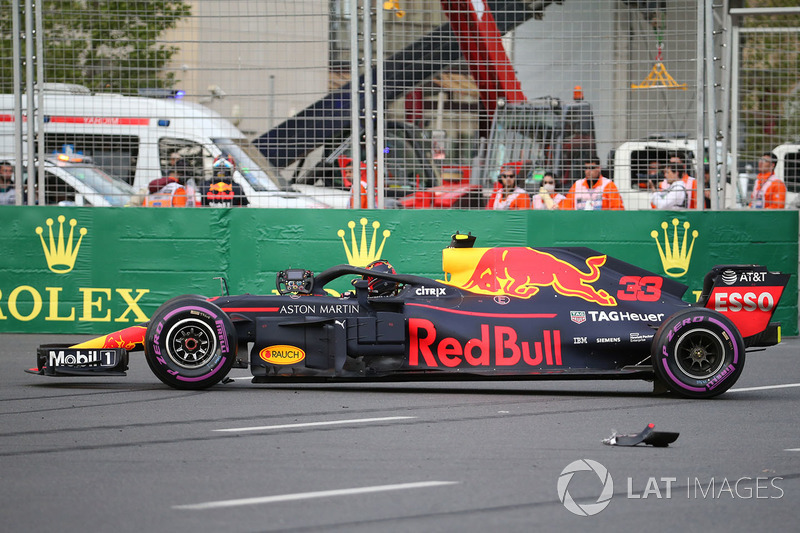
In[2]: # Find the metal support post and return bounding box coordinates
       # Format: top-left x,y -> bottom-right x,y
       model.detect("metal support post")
363,0 -> 375,208
11,0 -> 24,206
704,0 -> 719,210
695,0 -> 706,209
350,0 -> 361,208
376,1 -> 385,209
25,0 -> 36,205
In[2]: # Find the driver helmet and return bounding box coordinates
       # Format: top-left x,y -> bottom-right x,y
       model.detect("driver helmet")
363,259 -> 398,296
212,155 -> 235,180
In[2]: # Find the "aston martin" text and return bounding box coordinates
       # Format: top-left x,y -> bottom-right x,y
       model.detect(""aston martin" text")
280,304 -> 359,314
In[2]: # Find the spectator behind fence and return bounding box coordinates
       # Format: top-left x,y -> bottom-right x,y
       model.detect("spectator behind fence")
148,157 -> 189,194
637,160 -> 660,190
531,171 -> 565,210
559,157 -> 624,210
749,152 -> 786,209
165,152 -> 182,175
649,163 -> 687,209
344,159 -> 379,209
669,154 -> 697,208
645,160 -> 660,187
0,160 -> 15,205
144,157 -> 195,207
703,163 -> 712,209
486,162 -> 531,210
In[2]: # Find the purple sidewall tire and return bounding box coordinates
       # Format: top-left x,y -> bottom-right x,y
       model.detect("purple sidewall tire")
144,296 -> 236,390
651,307 -> 745,399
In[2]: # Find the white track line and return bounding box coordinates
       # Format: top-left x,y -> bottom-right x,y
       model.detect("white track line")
213,416 -> 417,433
173,481 -> 458,510
728,383 -> 800,393
785,449 -> 800,452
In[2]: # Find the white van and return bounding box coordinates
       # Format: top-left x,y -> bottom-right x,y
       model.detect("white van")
608,138 -> 746,210
0,84 -> 328,208
771,143 -> 799,209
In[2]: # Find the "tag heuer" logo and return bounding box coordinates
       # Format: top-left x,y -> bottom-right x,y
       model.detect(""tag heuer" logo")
570,311 -> 586,324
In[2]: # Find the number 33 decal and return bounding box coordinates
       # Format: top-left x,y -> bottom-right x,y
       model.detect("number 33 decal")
617,276 -> 663,301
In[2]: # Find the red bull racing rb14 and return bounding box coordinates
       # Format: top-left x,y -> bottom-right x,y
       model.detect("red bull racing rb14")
27,233 -> 791,399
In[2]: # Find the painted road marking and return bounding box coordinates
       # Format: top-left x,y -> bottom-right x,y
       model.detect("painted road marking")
729,383 -> 800,393
173,481 -> 458,510
213,416 -> 417,433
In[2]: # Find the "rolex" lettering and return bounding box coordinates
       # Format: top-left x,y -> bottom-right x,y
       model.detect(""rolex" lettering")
0,286 -> 149,323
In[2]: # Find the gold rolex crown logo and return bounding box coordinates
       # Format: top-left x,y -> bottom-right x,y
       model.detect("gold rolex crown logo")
337,218 -> 391,267
36,215 -> 87,274
650,218 -> 698,278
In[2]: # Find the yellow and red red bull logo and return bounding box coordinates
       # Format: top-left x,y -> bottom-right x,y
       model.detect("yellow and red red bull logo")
259,345 -> 306,365
70,324 -> 147,351
442,247 -> 616,306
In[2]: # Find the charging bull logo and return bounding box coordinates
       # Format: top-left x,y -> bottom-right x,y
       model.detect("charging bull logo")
452,248 -> 616,306
69,325 -> 147,351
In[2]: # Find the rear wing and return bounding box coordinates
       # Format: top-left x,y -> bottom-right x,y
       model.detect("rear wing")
697,265 -> 791,347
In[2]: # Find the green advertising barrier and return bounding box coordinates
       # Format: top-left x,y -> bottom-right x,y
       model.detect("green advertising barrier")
0,206 -> 797,335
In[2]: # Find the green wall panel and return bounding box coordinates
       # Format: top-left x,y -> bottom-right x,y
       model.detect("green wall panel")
0,206 -> 797,336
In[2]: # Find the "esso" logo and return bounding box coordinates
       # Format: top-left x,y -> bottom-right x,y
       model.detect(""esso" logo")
714,291 -> 774,313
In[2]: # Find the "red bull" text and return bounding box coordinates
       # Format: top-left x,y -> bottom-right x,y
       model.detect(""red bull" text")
409,318 -> 562,368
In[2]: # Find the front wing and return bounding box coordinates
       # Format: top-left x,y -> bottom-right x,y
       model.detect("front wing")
26,344 -> 129,377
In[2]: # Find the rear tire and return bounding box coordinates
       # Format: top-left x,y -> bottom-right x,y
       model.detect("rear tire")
144,296 -> 236,390
651,308 -> 745,399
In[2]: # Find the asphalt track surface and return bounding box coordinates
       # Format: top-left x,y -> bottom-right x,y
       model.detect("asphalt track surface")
1,333 -> 799,533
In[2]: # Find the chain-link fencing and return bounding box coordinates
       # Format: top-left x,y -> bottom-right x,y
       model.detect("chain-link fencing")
1,1 -> 798,210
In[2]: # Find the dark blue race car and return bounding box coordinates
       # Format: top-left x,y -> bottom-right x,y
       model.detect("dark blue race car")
28,233 -> 790,399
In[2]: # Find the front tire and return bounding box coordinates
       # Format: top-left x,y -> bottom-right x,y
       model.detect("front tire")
651,308 -> 745,399
144,296 -> 236,390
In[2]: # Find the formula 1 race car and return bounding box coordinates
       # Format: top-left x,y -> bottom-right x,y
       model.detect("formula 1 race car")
27,233 -> 790,399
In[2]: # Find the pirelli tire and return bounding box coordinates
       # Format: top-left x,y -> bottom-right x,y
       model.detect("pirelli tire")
651,308 -> 745,399
144,296 -> 236,390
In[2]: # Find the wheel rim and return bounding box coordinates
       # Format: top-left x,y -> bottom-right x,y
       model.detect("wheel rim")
165,318 -> 217,370
674,328 -> 726,380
